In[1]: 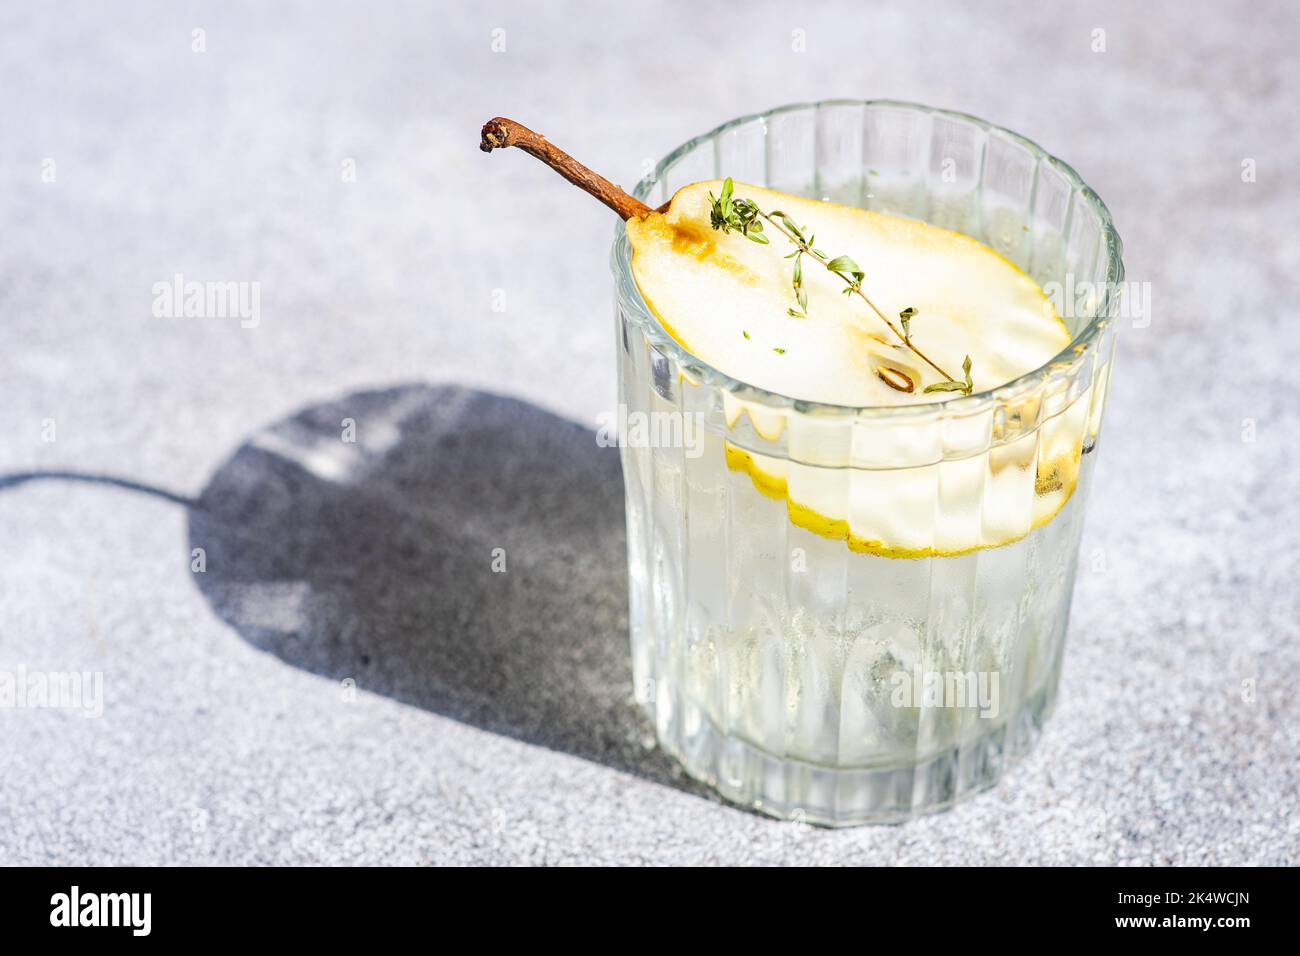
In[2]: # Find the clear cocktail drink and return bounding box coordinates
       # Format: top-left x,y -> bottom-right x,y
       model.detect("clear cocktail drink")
611,101 -> 1121,825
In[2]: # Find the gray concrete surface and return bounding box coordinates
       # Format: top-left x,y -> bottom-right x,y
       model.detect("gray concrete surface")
2,0 -> 1297,865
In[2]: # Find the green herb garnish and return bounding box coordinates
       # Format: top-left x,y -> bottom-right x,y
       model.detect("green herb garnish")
923,355 -> 974,396
708,177 -> 968,390
899,306 -> 917,344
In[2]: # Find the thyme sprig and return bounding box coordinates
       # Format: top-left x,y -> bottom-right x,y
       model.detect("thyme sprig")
708,177 -> 972,393
707,178 -> 767,244
923,355 -> 974,395
899,306 -> 916,345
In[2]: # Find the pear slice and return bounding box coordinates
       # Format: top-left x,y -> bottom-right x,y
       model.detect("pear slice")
626,180 -> 1069,406
625,181 -> 1090,557
481,122 -> 1096,557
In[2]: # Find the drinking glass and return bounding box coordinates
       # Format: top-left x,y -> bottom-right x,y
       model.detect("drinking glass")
610,100 -> 1123,825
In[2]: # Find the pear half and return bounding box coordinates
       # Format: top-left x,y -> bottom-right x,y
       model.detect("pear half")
626,181 -> 1069,406
624,181 -> 1099,558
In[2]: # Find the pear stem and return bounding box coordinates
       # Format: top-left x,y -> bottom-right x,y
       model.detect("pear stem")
480,117 -> 653,221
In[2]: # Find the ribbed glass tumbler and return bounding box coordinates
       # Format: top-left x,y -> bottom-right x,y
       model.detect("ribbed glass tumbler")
611,100 -> 1123,825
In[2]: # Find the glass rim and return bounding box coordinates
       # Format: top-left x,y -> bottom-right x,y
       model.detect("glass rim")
610,98 -> 1125,419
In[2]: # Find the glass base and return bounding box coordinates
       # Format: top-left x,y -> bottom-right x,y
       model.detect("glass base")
646,676 -> 1058,827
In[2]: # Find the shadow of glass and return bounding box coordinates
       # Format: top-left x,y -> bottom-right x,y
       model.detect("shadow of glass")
186,384 -> 699,790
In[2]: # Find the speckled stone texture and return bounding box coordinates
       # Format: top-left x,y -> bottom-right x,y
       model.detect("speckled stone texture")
1,0 -> 1296,865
